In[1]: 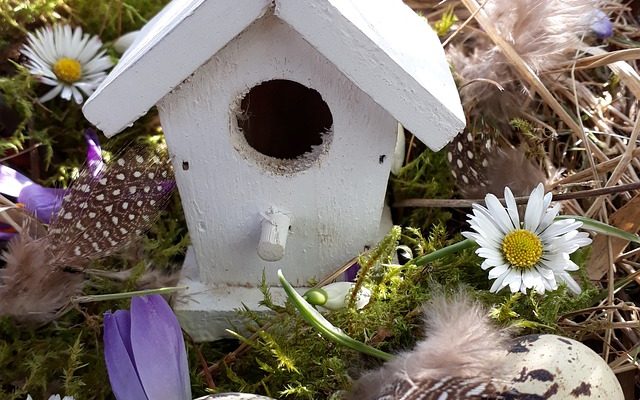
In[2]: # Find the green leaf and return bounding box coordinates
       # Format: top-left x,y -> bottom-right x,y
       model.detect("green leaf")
411,238 -> 476,267
277,270 -> 392,361
557,215 -> 640,244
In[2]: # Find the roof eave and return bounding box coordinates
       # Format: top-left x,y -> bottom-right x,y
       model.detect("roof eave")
83,0 -> 272,137
275,0 -> 465,150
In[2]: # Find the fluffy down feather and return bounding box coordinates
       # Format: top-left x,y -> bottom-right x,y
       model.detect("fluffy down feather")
348,293 -> 535,399
0,233 -> 84,324
449,0 -> 602,113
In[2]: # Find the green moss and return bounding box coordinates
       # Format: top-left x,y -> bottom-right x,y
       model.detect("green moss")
390,148 -> 454,231
0,0 -> 608,398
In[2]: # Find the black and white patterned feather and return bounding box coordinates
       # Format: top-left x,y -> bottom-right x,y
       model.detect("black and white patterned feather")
363,375 -> 544,400
347,294 -> 544,400
0,144 -> 175,323
446,131 -> 547,199
44,145 -> 174,268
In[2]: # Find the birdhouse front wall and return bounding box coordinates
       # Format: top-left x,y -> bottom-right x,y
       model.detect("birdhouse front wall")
157,14 -> 397,287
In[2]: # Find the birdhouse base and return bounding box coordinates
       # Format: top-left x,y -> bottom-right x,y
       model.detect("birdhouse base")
172,247 -> 292,342
173,204 -> 393,342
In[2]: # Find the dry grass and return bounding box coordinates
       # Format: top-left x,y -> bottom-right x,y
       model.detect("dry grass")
404,0 -> 640,396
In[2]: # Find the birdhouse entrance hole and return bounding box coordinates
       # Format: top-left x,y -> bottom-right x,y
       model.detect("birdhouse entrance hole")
234,79 -> 333,173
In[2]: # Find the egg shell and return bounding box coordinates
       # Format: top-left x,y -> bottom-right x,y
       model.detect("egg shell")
504,334 -> 623,399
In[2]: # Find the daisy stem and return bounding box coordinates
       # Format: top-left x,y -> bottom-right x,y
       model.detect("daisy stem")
411,238 -> 476,267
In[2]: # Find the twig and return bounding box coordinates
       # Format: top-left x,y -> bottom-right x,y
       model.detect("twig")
442,0 -> 487,48
586,113 -> 640,216
0,142 -> 42,163
550,148 -> 640,186
393,181 -> 640,208
459,0 -> 608,165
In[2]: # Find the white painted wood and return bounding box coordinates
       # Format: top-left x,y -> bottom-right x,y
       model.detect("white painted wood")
82,0 -> 271,136
173,247 -> 293,342
257,209 -> 291,262
159,15 -> 397,288
81,0 -> 467,340
174,203 -> 393,341
275,0 -> 465,151
83,0 -> 465,148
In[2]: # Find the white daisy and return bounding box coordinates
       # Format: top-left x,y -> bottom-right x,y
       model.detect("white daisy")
20,24 -> 113,104
462,183 -> 592,295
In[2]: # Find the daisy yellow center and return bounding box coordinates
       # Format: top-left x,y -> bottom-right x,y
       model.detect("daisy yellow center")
53,58 -> 82,83
501,229 -> 543,270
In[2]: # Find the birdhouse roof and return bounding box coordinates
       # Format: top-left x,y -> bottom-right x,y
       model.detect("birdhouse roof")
83,0 -> 465,150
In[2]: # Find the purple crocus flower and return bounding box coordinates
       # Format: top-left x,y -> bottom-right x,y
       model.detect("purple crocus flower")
344,261 -> 360,282
103,295 -> 191,400
0,129 -> 102,230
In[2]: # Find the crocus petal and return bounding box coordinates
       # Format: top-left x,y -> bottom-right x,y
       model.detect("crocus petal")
84,128 -> 104,177
131,295 -> 191,400
0,227 -> 17,241
344,261 -> 360,282
17,185 -> 65,223
0,164 -> 33,197
104,310 -> 149,400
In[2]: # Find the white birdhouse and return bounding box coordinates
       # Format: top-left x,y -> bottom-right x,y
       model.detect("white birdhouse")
83,0 -> 465,341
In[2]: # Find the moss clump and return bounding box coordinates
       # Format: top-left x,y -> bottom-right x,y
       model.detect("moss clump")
206,226 -> 599,398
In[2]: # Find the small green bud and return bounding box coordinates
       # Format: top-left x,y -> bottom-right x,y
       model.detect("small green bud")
303,288 -> 328,306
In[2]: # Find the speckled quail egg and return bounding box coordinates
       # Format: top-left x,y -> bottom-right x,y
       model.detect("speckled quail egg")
503,334 -> 623,399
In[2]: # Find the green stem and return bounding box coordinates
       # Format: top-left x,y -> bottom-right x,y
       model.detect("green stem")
72,286 -> 186,303
411,238 -> 476,266
278,270 -> 392,361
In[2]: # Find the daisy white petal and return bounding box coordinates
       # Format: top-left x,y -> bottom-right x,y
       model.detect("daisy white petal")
39,85 -> 64,103
487,263 -> 510,279
465,183 -> 591,295
480,259 -> 498,271
20,24 -> 112,103
504,186 -> 520,228
60,85 -> 73,101
534,265 -> 555,280
485,193 -> 514,233
490,271 -> 510,293
556,272 -> 582,294
524,183 -> 545,231
536,203 -> 561,234
71,86 -> 84,104
504,269 -> 523,293
538,219 -> 582,242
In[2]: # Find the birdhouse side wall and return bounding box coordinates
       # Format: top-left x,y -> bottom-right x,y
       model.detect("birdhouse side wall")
157,14 -> 397,287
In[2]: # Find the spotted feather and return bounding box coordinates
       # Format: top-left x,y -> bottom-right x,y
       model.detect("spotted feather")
373,375 -> 543,400
447,130 -> 547,199
44,145 -> 174,268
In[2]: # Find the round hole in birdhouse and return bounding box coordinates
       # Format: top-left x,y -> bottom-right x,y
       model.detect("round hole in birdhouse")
234,79 -> 333,173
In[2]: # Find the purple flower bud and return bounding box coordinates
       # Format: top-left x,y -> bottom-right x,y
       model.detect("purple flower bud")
84,129 -> 104,177
17,185 -> 65,223
344,261 -> 360,282
0,131 -> 103,232
590,9 -> 613,39
0,165 -> 32,197
103,295 -> 191,400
